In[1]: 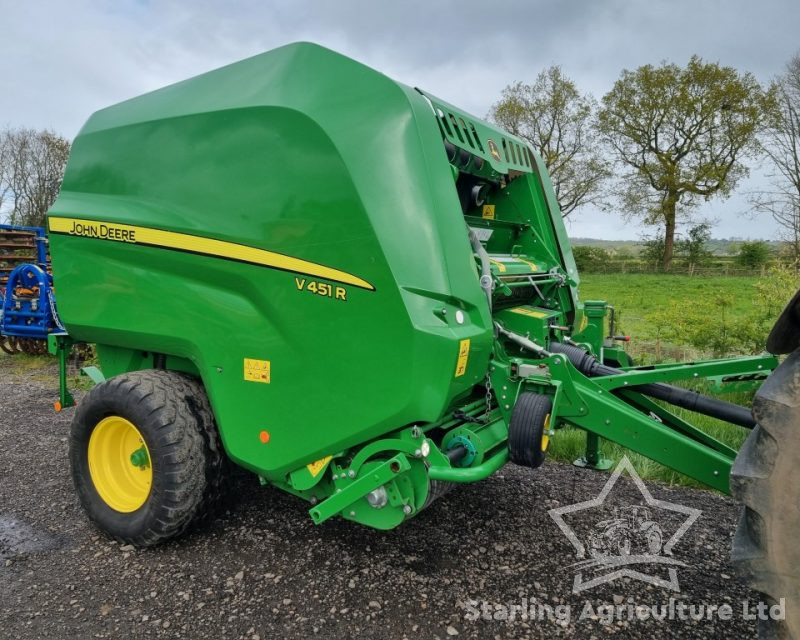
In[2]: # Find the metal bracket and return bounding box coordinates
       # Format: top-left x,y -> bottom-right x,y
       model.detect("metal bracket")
308,453 -> 411,524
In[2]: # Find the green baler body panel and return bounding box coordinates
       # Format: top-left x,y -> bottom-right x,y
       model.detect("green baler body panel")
47,42 -> 577,478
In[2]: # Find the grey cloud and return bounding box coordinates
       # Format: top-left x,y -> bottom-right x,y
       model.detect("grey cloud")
1,0 -> 797,238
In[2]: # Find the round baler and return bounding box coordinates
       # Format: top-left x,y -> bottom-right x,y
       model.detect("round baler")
45,42 -> 798,637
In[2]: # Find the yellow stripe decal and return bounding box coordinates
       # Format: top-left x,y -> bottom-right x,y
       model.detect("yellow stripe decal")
48,217 -> 375,291
510,307 -> 550,318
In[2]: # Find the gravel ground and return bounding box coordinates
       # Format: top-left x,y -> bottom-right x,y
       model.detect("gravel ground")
0,354 -> 764,639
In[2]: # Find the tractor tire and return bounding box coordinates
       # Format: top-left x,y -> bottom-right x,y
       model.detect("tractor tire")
70,369 -> 224,547
731,349 -> 800,639
508,392 -> 552,469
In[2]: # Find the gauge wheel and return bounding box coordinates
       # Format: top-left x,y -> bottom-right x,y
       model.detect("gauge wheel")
508,392 -> 552,469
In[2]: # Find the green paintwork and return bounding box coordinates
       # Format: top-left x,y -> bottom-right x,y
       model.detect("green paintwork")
47,334 -> 75,409
47,42 -> 779,529
80,366 -> 106,385
49,42 -> 511,476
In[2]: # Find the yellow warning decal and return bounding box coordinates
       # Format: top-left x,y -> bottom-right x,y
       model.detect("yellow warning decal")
517,258 -> 539,272
306,455 -> 332,477
454,338 -> 470,377
244,358 -> 271,384
510,307 -> 550,319
482,205 -> 495,220
489,259 -> 507,273
48,217 -> 375,291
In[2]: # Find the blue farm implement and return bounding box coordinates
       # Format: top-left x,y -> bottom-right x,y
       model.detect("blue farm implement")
0,224 -> 62,355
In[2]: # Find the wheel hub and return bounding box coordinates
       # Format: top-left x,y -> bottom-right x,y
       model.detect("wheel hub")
87,416 -> 152,513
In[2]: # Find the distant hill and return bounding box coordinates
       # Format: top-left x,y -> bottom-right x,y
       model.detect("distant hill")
569,237 -> 785,256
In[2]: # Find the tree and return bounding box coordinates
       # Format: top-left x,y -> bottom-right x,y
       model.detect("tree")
572,245 -> 611,272
736,240 -> 771,268
598,56 -> 769,270
677,223 -> 713,271
0,127 -> 71,227
640,232 -> 666,268
750,53 -> 800,260
489,66 -> 610,217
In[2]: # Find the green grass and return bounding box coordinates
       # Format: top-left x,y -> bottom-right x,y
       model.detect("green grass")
578,273 -> 759,339
0,349 -> 93,389
547,273 -> 761,489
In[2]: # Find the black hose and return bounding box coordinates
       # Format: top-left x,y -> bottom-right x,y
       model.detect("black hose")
549,342 -> 756,429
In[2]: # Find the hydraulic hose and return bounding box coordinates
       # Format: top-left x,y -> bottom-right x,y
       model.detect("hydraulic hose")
469,228 -> 493,312
548,342 -> 756,429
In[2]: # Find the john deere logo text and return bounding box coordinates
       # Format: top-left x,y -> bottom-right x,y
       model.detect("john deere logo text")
68,221 -> 136,243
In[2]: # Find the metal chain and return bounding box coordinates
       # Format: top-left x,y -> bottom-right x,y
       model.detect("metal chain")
483,371 -> 493,423
48,287 -> 65,331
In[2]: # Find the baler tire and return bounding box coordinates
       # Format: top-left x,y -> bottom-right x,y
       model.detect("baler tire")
508,393 -> 552,469
731,349 -> 800,640
70,369 -> 224,547
186,374 -> 227,527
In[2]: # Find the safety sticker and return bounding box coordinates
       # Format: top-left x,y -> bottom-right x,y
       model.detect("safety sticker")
306,455 -> 332,477
482,204 -> 495,220
454,338 -> 471,377
244,358 -> 271,383
510,307 -> 550,318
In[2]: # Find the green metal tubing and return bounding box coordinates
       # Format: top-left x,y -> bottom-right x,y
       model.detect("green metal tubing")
569,382 -> 735,492
618,390 -> 738,458
498,278 -> 563,288
574,432 -> 613,470
428,448 -> 509,483
590,355 -> 777,391
48,333 -> 75,410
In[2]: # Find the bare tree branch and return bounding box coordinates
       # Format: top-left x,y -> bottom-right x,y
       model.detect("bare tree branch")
0,127 -> 71,227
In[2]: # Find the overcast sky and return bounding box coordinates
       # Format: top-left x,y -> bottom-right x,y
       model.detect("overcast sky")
2,0 -> 797,240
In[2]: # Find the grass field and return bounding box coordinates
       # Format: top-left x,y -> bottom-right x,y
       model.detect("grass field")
578,273 -> 759,344
548,272 -> 762,488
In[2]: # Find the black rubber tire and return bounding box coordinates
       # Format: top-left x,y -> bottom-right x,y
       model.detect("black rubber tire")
508,392 -> 552,469
731,349 -> 800,639
69,369 -> 224,547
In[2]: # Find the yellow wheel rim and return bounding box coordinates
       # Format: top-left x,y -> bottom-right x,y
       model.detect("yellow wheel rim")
87,416 -> 153,513
541,414 -> 551,452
